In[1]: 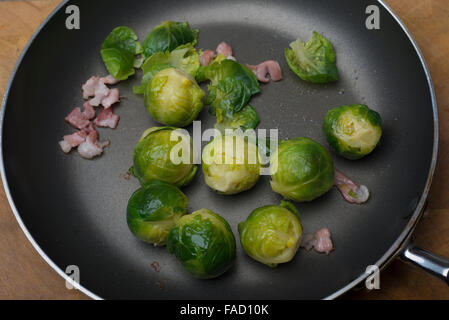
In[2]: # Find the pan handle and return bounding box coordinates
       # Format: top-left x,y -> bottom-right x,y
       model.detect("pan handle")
400,242 -> 449,285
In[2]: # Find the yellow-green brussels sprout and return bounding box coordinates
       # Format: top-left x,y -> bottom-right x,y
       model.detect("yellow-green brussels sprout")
144,68 -> 205,127
238,201 -> 303,267
167,209 -> 236,279
127,180 -> 188,246
202,134 -> 261,195
323,104 -> 382,160
132,127 -> 197,187
270,137 -> 334,202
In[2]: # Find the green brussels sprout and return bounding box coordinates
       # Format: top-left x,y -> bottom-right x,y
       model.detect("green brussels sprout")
142,21 -> 198,58
167,209 -> 236,279
127,180 -> 188,246
238,201 -> 303,267
323,104 -> 382,160
270,137 -> 334,202
134,44 -> 200,95
285,31 -> 338,83
144,68 -> 205,127
132,127 -> 197,187
202,134 -> 261,195
101,26 -> 143,80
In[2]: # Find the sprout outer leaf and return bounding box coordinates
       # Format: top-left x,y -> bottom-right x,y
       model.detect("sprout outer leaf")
285,31 -> 338,83
142,21 -> 198,58
101,26 -> 141,80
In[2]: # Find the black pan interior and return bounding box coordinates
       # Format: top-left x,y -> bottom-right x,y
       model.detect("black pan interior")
1,0 -> 435,299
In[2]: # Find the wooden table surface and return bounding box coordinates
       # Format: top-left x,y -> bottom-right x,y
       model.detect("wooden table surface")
0,0 -> 448,300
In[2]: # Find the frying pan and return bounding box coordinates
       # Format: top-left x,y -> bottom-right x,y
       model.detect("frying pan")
1,0 -> 447,300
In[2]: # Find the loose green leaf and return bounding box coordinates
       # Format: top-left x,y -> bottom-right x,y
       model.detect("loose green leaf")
214,105 -> 260,132
196,59 -> 260,96
197,59 -> 260,128
101,26 -> 142,80
285,31 -> 338,83
207,77 -> 252,119
142,21 -> 198,58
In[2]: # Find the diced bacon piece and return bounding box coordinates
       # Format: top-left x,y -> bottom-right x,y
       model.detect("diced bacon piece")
313,228 -> 334,254
101,88 -> 120,108
82,101 -> 96,120
247,60 -> 283,83
300,233 -> 316,251
300,228 -> 334,255
58,130 -> 87,153
100,75 -> 120,85
96,140 -> 110,148
82,76 -> 100,99
82,75 -> 120,108
64,130 -> 87,146
77,131 -> 108,159
59,140 -> 72,153
94,108 -> 120,129
65,107 -> 90,130
216,41 -> 233,57
200,50 -> 215,66
88,81 -> 110,107
82,122 -> 96,134
334,169 -> 370,204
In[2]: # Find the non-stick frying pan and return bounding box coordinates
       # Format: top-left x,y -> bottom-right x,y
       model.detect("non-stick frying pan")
1,0 -> 447,299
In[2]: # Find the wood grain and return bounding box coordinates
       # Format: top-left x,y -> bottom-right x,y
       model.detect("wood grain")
0,0 -> 448,300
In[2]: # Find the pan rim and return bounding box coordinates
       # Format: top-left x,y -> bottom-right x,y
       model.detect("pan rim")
0,0 -> 438,300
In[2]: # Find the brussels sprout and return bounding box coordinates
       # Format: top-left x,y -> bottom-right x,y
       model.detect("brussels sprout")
134,44 -> 200,95
270,137 -> 334,202
142,21 -> 198,58
132,127 -> 197,187
285,31 -> 338,83
101,26 -> 143,80
167,209 -> 236,279
238,201 -> 303,267
323,104 -> 382,160
144,68 -> 205,127
202,134 -> 261,195
127,180 -> 188,246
